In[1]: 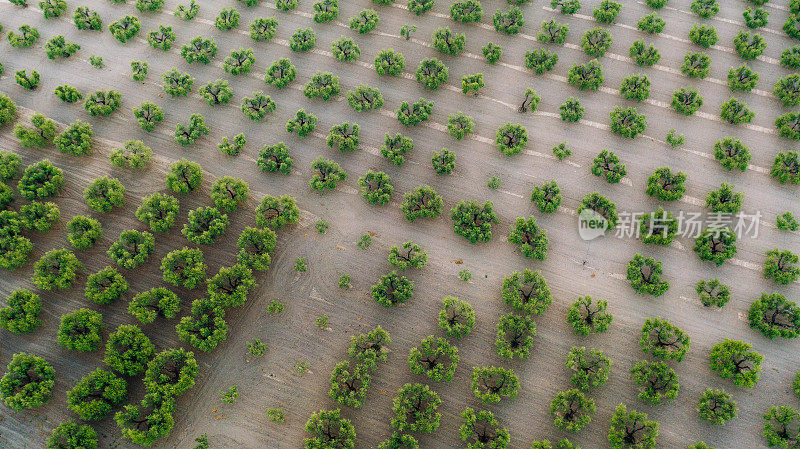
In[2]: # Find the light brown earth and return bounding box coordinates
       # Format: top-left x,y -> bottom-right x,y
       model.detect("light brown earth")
0,0 -> 799,448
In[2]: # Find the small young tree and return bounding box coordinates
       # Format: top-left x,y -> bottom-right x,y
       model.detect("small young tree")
471,366 -> 519,404
147,25 -> 176,50
104,324 -> 155,376
0,353 -> 55,410
460,408 -> 510,449
709,339 -> 762,387
415,58 -> 449,90
607,404 -> 659,449
493,6 -> 525,34
371,271 -> 413,307
551,388 -> 595,431
626,254 -> 669,296
0,289 -> 41,333
84,267 -> 127,305
107,230 -> 155,269
67,369 -> 126,420
408,336 -> 458,382
566,346 -> 610,391
496,313 -> 536,359
697,388 -> 737,425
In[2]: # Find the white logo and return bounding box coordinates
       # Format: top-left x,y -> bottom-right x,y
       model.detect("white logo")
578,208 -> 609,241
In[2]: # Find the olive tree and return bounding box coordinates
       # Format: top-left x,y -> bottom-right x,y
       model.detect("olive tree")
607,404 -> 658,449
176,298 -> 228,352
493,6 -> 525,34
748,293 -> 800,339
391,383 -> 441,433
20,201 -> 59,232
764,249 -> 800,285
696,279 -> 731,308
568,59 -> 604,91
531,181 -> 562,213
108,15 -> 141,43
508,216 -> 548,260
289,28 -> 315,51
67,369 -> 126,420
133,102 -> 164,132
408,336 -> 458,382
566,346 -> 610,391
304,409 -> 356,449
682,52 -> 711,78
693,226 -> 737,266
107,230 -> 155,269
349,326 -> 391,362
728,63 -> 759,92
135,193 -> 179,233
162,68 -> 194,97
47,421 -> 98,449
471,366 -> 519,404
147,25 -> 176,50
0,289 -> 41,333
128,288 -> 180,324
371,271 -> 413,307
610,106 -> 647,138
381,133 -> 414,166
438,297 -> 475,338
182,207 -> 229,245
104,324 -> 155,376
697,388 -> 737,425
496,123 -> 528,156
525,49 -> 559,74
626,254 -> 669,296
256,194 -> 299,229
114,392 -> 175,446
33,249 -> 82,290
620,74 -> 651,101
551,388 -> 595,431
0,353 -> 55,410
629,40 -> 660,67
174,114 -> 209,146
460,408 -> 509,449
689,24 -> 717,48
709,339 -> 762,387
646,167 -> 686,201
539,19 -> 569,44
110,140 -> 153,169
567,296 -> 612,336
84,267 -> 127,305
56,121 -> 94,155
640,317 -> 690,361
375,49 -> 405,76
207,264 -> 256,309
286,109 -> 317,137
415,58 -> 448,90
264,58 -> 297,88
199,79 -> 233,106
496,313 -> 536,359
631,360 -> 678,404
143,348 -> 198,396
451,200 -> 499,243
347,85 -> 384,112
401,186 -> 442,222
329,360 -> 373,408
581,28 -> 612,57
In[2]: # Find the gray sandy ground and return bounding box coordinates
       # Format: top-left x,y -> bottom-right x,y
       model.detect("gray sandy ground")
0,0 -> 798,447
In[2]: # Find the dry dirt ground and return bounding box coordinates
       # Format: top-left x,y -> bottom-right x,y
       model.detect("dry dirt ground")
0,0 -> 799,448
